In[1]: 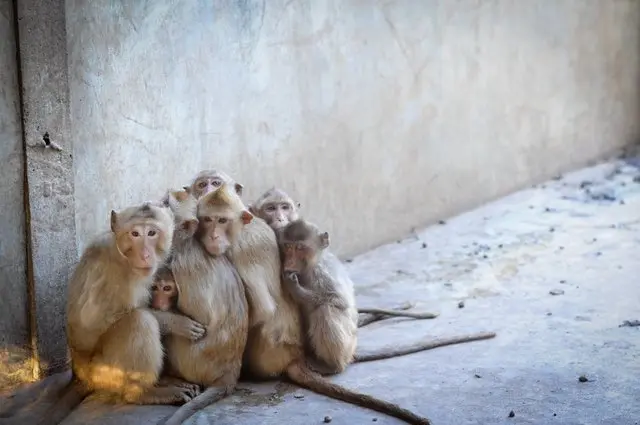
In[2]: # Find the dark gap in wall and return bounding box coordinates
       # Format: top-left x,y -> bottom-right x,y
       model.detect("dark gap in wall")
12,0 -> 41,381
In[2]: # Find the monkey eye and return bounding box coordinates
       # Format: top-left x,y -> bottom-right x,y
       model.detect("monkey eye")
151,284 -> 157,291
203,216 -> 213,223
282,204 -> 290,210
212,180 -> 222,187
131,230 -> 140,237
266,205 -> 276,212
162,285 -> 172,292
218,217 -> 228,224
147,230 -> 157,237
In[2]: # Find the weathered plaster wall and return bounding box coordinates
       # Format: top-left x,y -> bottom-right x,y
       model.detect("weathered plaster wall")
0,0 -> 29,353
67,0 -> 640,257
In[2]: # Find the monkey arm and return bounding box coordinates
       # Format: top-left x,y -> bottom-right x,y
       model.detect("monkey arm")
150,309 -> 207,341
283,273 -> 322,309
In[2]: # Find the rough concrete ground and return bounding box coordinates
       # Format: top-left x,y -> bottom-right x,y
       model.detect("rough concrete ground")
60,156 -> 640,425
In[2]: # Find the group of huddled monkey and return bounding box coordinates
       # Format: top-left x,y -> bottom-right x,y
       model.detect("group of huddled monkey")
0,169 -> 496,425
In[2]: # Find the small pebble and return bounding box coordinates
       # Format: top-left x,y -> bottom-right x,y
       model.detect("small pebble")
546,312 -> 552,316
372,419 -> 378,422
482,254 -> 488,259
595,251 -> 602,256
549,289 -> 565,296
294,393 -> 305,399
549,227 -> 555,232
498,244 -> 503,248
553,413 -> 557,417
620,200 -> 626,205
345,259 -> 353,263
458,301 -> 465,309
324,416 -> 332,423
559,246 -> 565,250
474,373 -> 481,378
559,280 -> 566,284
422,242 -> 427,248
619,319 -> 640,327
578,375 -> 589,383
438,220 -> 446,225
508,410 -> 515,418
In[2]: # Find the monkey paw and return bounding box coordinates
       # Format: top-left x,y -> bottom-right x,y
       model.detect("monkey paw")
173,316 -> 207,341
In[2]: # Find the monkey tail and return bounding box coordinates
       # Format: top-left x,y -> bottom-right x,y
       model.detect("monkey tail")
159,386 -> 233,425
357,308 -> 438,320
355,331 -> 497,363
285,360 -> 432,425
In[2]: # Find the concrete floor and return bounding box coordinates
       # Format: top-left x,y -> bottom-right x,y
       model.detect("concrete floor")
61,156 -> 640,425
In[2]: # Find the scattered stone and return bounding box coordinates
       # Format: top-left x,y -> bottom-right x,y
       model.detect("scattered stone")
482,254 -> 488,259
549,227 -> 555,232
619,319 -> 640,328
592,237 -> 597,242
294,393 -> 305,399
474,373 -> 481,378
458,301 -> 465,309
438,220 -> 446,225
588,189 -> 617,202
553,413 -> 557,417
559,280 -> 566,284
422,242 -> 427,248
549,289 -> 565,296
580,181 -> 593,189
498,244 -> 503,248
559,246 -> 565,250
620,199 -> 626,205
546,312 -> 552,316
372,419 -> 378,422
324,416 -> 332,423
345,259 -> 353,263
578,375 -> 589,383
508,410 -> 515,418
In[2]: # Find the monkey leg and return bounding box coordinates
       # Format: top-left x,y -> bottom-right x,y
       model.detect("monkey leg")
286,360 -> 431,425
354,331 -> 497,363
307,307 -> 357,374
90,309 -> 196,405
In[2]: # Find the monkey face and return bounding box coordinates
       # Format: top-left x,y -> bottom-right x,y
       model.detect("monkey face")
192,173 -> 244,199
261,202 -> 299,230
199,213 -> 235,256
151,279 -> 177,311
115,223 -> 165,274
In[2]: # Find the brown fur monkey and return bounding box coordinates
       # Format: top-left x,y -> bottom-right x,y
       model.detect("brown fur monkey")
250,187 -> 438,325
188,171 -> 288,342
278,218 -> 497,375
3,203 -> 202,425
190,169 -> 244,199
151,267 -> 179,312
157,188 -> 249,425
195,180 -> 433,425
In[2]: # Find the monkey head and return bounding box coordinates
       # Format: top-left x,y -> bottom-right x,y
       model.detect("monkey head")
151,267 -> 178,311
190,169 -> 244,199
250,187 -> 301,230
278,219 -> 329,277
163,187 -> 200,240
110,202 -> 174,275
197,183 -> 253,256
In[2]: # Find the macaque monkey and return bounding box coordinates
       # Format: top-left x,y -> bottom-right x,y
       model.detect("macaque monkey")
151,267 -> 179,312
190,169 -> 244,199
188,171 -> 286,340
192,178 -> 433,425
2,203 -> 203,425
250,187 -> 438,326
158,187 -> 249,425
278,218 -> 497,376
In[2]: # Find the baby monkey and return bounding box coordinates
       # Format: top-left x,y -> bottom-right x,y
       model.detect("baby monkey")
151,267 -> 180,312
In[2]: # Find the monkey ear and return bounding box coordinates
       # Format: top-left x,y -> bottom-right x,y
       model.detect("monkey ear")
235,183 -> 244,196
110,210 -> 118,233
240,210 -> 253,225
318,232 -> 329,249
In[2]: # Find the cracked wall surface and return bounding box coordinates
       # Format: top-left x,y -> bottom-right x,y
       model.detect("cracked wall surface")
67,0 -> 640,257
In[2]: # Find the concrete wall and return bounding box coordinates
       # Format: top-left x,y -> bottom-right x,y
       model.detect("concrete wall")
66,0 -> 640,259
0,0 -> 29,354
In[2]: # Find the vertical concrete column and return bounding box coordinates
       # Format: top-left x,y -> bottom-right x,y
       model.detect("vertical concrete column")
14,0 -> 76,376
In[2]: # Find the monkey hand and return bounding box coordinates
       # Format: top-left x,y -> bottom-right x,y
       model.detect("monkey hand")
283,271 -> 300,285
171,315 -> 207,341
